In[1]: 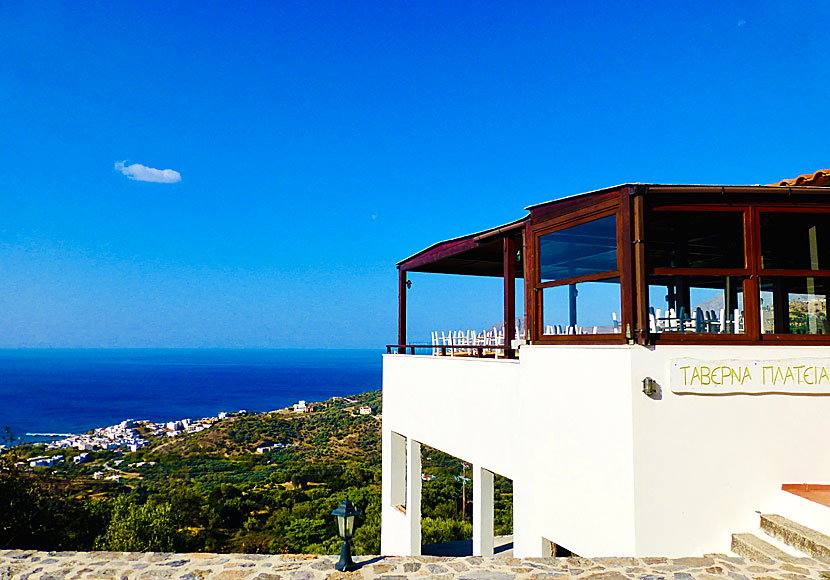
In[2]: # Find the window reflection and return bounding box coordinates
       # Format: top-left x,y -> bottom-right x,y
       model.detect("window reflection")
647,211 -> 744,269
761,213 -> 830,270
539,216 -> 617,282
542,278 -> 621,335
760,277 -> 830,334
648,276 -> 745,334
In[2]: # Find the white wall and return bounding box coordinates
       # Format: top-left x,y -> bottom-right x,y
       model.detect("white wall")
382,349 -> 637,557
382,345 -> 830,558
514,346 -> 637,557
629,345 -> 830,556
382,354 -> 521,478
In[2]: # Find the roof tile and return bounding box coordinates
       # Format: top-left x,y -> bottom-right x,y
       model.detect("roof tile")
769,169 -> 830,187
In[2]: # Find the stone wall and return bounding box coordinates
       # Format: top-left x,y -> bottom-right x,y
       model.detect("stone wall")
2,550 -> 830,580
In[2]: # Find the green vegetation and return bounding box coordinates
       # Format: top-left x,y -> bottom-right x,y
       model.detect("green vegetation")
0,390 -> 511,554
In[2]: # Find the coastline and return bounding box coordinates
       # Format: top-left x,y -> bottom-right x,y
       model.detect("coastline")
0,348 -> 382,444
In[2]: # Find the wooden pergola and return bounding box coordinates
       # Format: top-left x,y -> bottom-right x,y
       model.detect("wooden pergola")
396,217 -> 526,357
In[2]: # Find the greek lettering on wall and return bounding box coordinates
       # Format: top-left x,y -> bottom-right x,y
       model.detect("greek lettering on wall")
670,358 -> 830,394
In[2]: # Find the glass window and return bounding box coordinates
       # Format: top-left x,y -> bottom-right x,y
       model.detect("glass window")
542,278 -> 621,335
539,216 -> 617,282
647,211 -> 745,269
760,212 -> 830,270
648,275 -> 746,334
760,277 -> 830,334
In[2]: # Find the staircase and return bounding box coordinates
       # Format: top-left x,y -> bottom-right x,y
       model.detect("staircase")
732,513 -> 830,564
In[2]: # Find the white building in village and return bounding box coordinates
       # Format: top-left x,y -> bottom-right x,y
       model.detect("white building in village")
382,172 -> 830,558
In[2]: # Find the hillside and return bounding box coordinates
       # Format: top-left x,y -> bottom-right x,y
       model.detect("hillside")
155,390 -> 382,462
1,389 -> 512,555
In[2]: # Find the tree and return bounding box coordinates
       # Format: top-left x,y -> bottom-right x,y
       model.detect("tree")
421,517 -> 472,545
0,453 -> 105,550
96,495 -> 181,552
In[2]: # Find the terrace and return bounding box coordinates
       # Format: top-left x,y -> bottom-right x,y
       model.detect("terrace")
391,174 -> 830,354
382,172 -> 830,560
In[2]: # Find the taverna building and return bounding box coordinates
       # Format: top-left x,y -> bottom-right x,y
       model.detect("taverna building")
381,171 -> 830,558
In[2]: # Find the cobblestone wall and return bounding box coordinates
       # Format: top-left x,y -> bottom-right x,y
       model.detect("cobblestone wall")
2,550 -> 829,580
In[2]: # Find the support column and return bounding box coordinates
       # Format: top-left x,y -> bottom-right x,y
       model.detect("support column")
398,268 -> 407,350
473,465 -> 494,556
389,432 -> 406,508
568,284 -> 578,327
503,237 -> 516,356
406,438 -> 422,555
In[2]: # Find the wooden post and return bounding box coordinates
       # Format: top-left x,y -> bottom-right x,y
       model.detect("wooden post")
398,268 -> 407,351
522,225 -> 535,343
632,190 -> 649,344
504,237 -> 516,356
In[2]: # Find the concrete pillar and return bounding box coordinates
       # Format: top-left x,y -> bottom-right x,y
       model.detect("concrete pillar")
389,432 -> 406,507
473,465 -> 494,556
406,438 -> 422,555
382,432 -> 423,556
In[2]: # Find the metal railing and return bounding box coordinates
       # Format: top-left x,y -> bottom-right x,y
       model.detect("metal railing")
386,344 -> 515,358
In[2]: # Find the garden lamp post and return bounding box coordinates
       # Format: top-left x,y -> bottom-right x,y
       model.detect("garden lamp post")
332,498 -> 361,572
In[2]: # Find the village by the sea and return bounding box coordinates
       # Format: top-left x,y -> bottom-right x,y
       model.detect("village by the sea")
0,349 -> 381,446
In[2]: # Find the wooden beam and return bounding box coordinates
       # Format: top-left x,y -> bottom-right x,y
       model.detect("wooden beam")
503,237 -> 516,356
632,190 -> 649,344
525,222 -> 540,343
619,187 -> 635,342
399,238 -> 481,271
398,268 -> 407,350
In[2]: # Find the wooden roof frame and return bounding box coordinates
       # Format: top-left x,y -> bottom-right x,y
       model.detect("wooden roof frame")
397,217 -> 528,277
395,182 -> 830,351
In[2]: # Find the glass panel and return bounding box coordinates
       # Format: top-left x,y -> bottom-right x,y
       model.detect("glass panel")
539,216 -> 617,282
760,277 -> 830,334
344,514 -> 355,538
647,211 -> 745,268
648,275 -> 746,334
760,212 -> 830,270
541,278 -> 621,335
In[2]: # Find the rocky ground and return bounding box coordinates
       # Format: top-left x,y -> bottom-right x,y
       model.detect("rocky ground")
2,550 -> 830,580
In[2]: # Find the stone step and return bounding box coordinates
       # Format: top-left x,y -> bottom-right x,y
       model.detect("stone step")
730,533 -> 802,564
760,513 -> 830,561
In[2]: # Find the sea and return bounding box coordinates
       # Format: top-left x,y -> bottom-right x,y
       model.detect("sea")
0,349 -> 382,444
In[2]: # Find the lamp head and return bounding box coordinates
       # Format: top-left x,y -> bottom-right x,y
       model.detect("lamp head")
332,498 -> 361,540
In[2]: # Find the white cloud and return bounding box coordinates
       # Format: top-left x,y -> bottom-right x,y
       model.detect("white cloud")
114,161 -> 182,183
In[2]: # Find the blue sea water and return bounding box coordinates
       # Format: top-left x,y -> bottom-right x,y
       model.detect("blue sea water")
0,349 -> 382,443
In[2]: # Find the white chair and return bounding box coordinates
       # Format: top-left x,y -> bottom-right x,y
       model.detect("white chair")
667,308 -> 678,331
448,330 -> 459,356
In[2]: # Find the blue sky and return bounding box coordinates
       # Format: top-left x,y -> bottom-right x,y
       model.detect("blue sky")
1,1 -> 828,348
